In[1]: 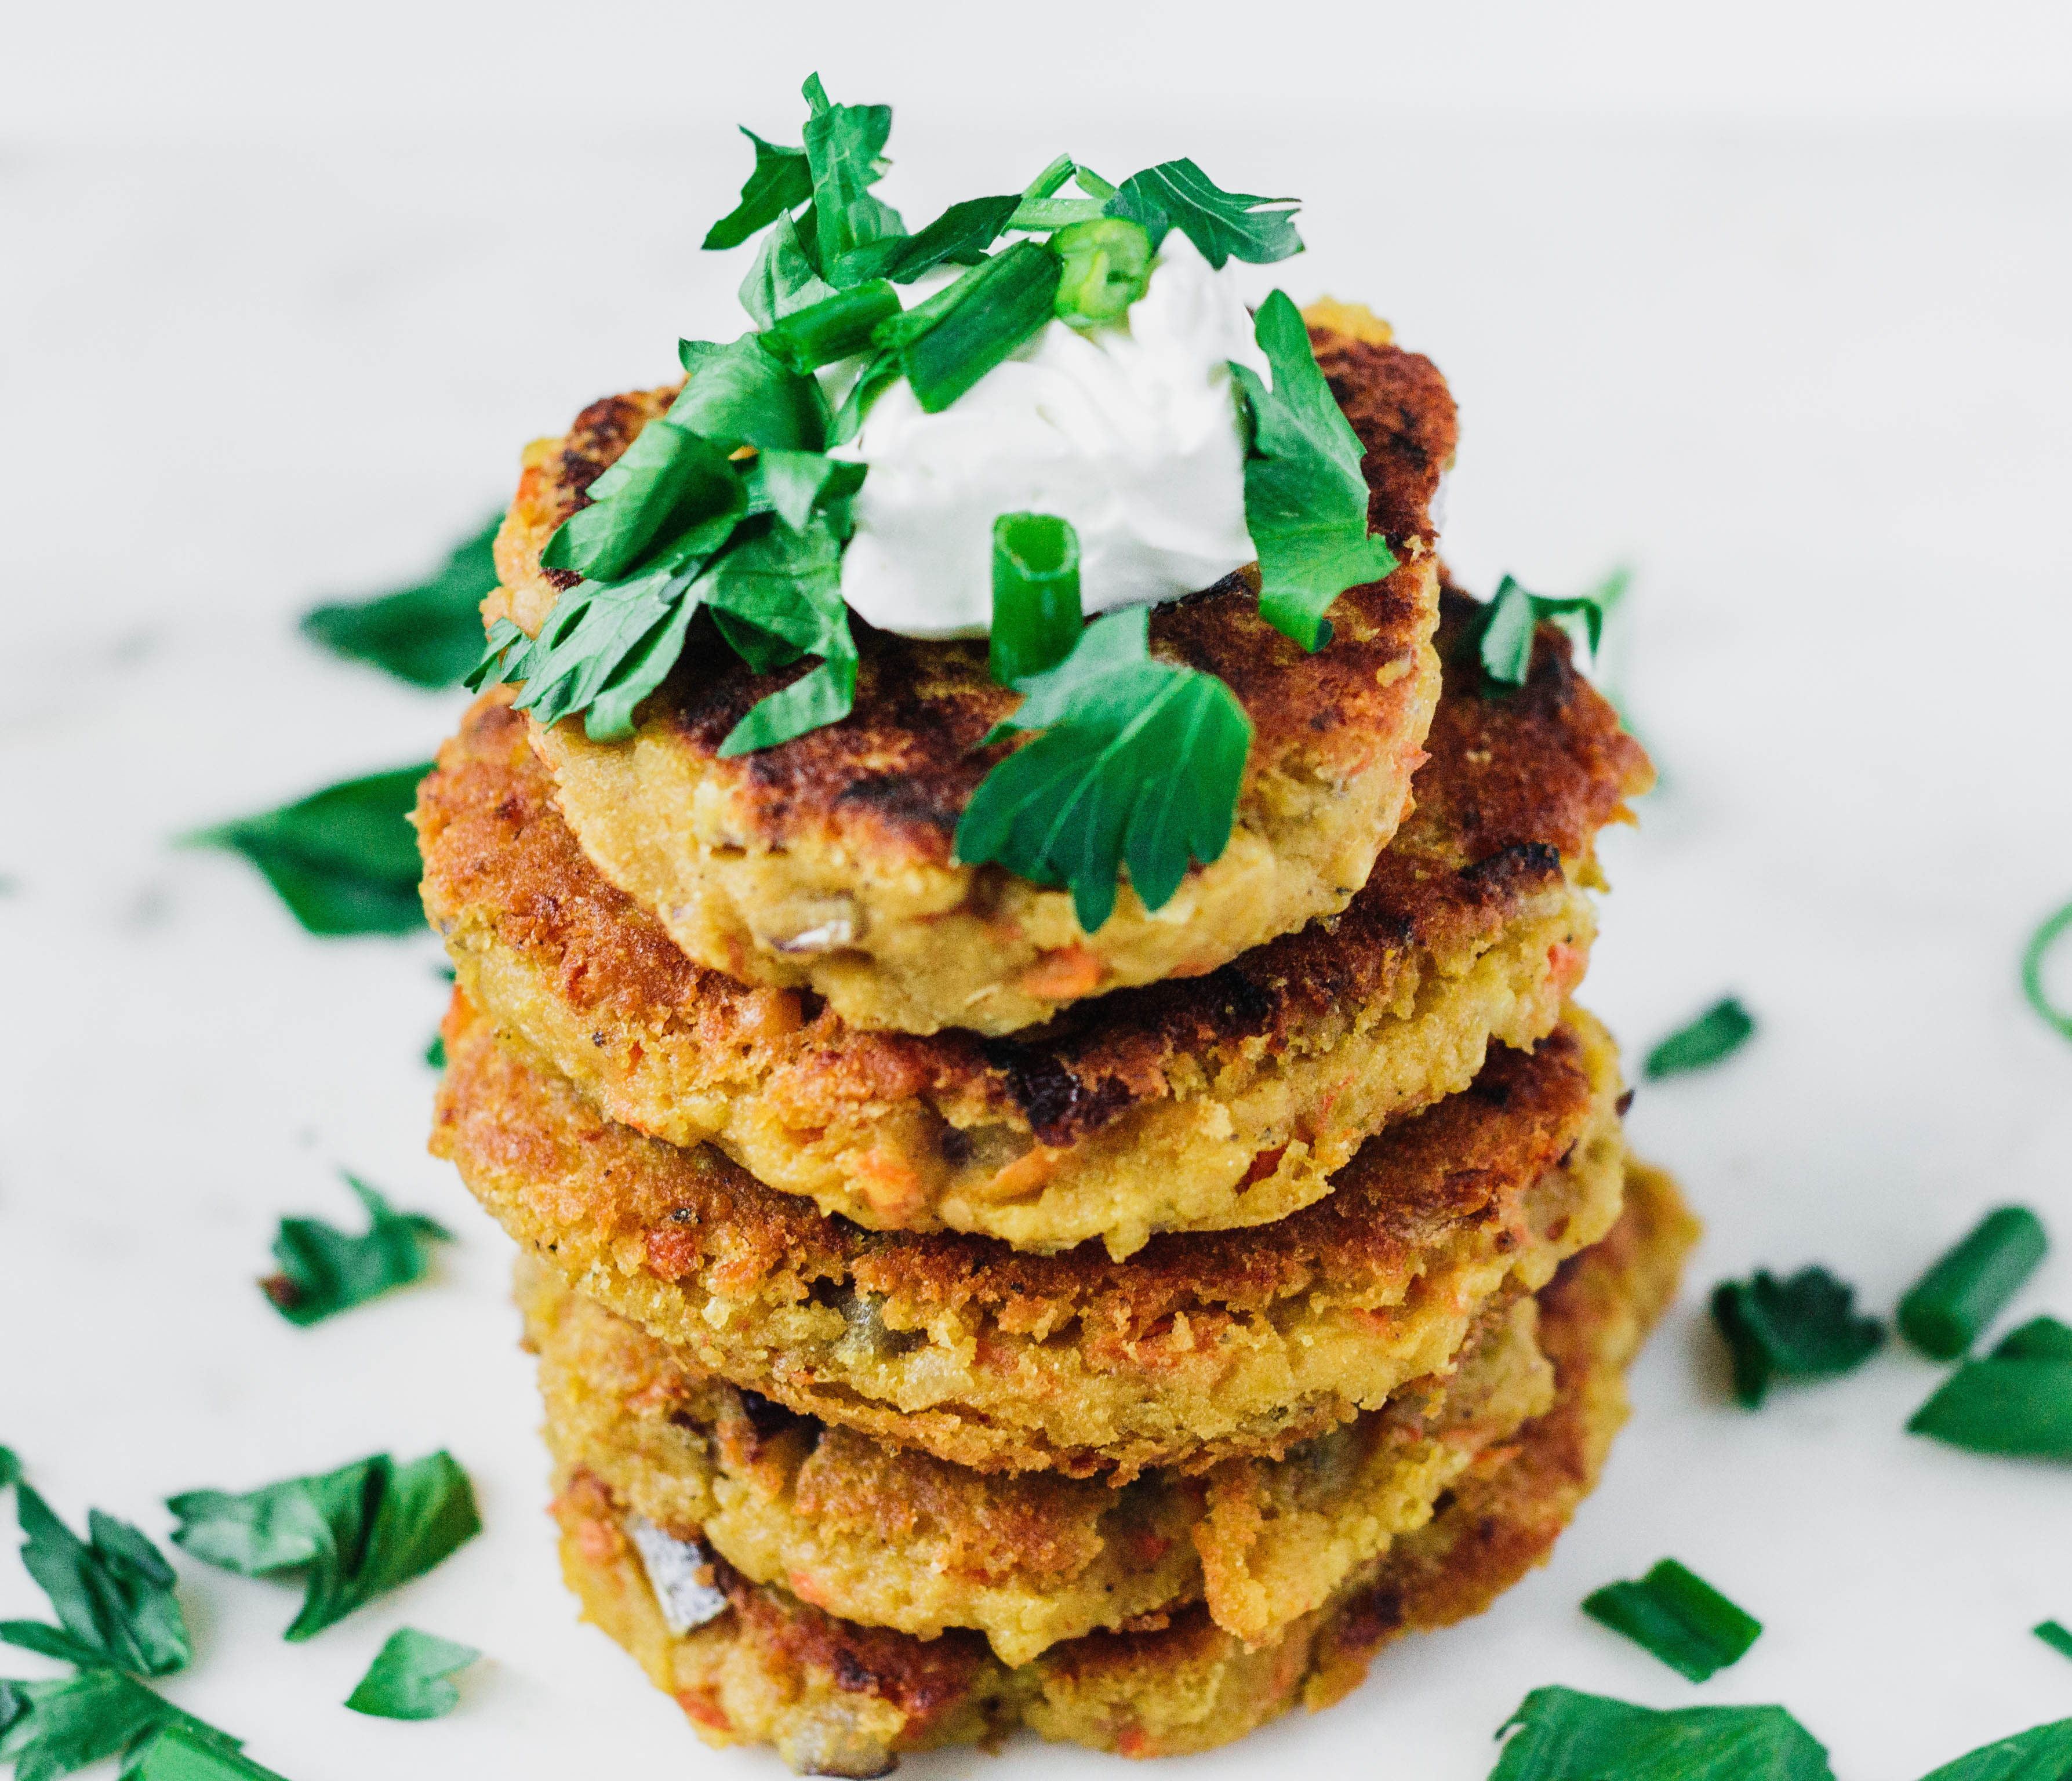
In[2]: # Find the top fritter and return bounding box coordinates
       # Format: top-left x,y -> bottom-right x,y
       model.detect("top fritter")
474,80 -> 1453,1035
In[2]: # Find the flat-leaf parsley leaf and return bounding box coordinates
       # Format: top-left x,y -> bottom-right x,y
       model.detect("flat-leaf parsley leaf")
168,1451 -> 479,1642
3,1487 -> 189,1678
1488,1686 -> 1833,1780
300,517 -> 502,689
344,1627 -> 479,1720
1644,996 -> 1755,1079
259,1175 -> 451,1327
1710,1267 -> 1884,1406
1105,158 -> 1302,268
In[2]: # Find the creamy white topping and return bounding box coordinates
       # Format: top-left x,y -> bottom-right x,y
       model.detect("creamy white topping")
830,232 -> 1267,639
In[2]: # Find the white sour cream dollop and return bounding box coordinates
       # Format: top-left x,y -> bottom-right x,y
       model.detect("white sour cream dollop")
830,231 -> 1267,639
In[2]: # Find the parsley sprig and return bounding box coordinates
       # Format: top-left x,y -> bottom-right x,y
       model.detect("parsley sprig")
259,1175 -> 451,1327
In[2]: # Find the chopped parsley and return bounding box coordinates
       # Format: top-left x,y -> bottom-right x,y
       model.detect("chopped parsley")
0,1451 -> 18,1489
2036,1620 -> 2072,1661
1916,1718 -> 2072,1781
424,1031 -> 445,1068
3,1488 -> 188,1678
259,1175 -> 451,1327
1580,1558 -> 1762,1681
1474,571 -> 1616,686
955,606 -> 1252,933
185,766 -> 430,937
168,1451 -> 479,1642
1899,1206 -> 2048,1360
1488,1687 -> 1832,1780
344,1627 -> 479,1720
130,1725 -> 291,1781
2022,899 -> 2072,1043
1228,290 -> 1398,652
1710,1267 -> 1884,1406
300,517 -> 502,689
1105,159 -> 1302,267
0,1673 -> 252,1781
1908,1355 -> 2072,1458
1644,996 -> 1756,1079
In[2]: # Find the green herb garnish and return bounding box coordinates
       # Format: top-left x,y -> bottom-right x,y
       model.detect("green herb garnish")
168,1451 -> 479,1642
1105,159 -> 1302,268
2,1488 -> 188,1678
702,129 -> 814,252
2037,1620 -> 2072,1660
874,239 -> 1062,413
1644,996 -> 1755,1079
0,1673 -> 263,1781
1475,572 -> 1616,685
1908,1356 -> 2072,1459
1230,290 -> 1398,652
130,1724 -> 290,1781
1996,1316 -> 2072,1361
1580,1558 -> 1762,1681
954,606 -> 1252,932
344,1627 -> 479,1720
988,513 -> 1082,685
259,1175 -> 450,1328
1488,1687 -> 1832,1780
540,419 -> 741,583
1052,218 -> 1154,326
0,1451 -> 18,1489
1916,1717 -> 2072,1781
1710,1267 -> 1884,1406
762,281 -> 902,373
2022,899 -> 2072,1044
185,766 -> 430,937
1899,1206 -> 2048,1360
800,74 -> 904,282
300,517 -> 502,689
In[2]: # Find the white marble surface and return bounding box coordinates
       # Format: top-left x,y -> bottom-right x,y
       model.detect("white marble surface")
3,107 -> 2071,1781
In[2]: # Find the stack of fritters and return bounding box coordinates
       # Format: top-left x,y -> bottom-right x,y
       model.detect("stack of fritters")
419,313 -> 1697,1771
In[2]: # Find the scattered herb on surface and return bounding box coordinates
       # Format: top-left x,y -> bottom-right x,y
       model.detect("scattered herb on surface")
0,1671 -> 250,1781
1644,997 -> 1755,1080
1908,1355 -> 2072,1459
1710,1267 -> 1884,1406
1899,1206 -> 2049,1360
300,518 -> 502,689
0,1451 -> 17,1489
259,1176 -> 451,1327
1996,1317 -> 2072,1361
1228,289 -> 1398,652
185,766 -> 430,937
424,1032 -> 445,1068
2,1488 -> 189,1677
344,1627 -> 479,1720
954,606 -> 1252,933
1914,1717 -> 2072,1781
2022,899 -> 2072,1044
2035,1620 -> 2072,1662
1580,1558 -> 1762,1681
130,1724 -> 292,1781
168,1451 -> 479,1642
1486,1687 -> 1833,1780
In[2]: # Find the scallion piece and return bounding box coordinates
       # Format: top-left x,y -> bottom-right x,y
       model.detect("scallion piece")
1997,1316 -> 2072,1361
2023,898 -> 2072,1044
874,240 -> 1062,413
760,281 -> 901,373
1898,1206 -> 2049,1360
1052,218 -> 1153,326
990,514 -> 1082,684
1581,1559 -> 1762,1682
2037,1620 -> 2072,1660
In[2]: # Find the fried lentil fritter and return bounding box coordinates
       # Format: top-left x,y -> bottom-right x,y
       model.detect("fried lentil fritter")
524,1262 -> 1552,1666
486,312 -> 1455,1037
544,1164 -> 1696,1772
419,591 -> 1641,1257
433,997 -> 1626,1478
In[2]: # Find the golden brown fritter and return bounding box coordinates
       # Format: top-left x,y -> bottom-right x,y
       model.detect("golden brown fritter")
525,1260 -> 1552,1665
419,591 -> 1642,1256
486,314 -> 1457,1036
432,998 -> 1626,1478
544,1164 -> 1696,1772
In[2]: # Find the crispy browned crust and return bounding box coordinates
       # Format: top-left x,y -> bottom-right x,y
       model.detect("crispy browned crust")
493,335 -> 1456,870
432,993 -> 1623,1476
546,1166 -> 1696,1768
421,594 -> 1638,1149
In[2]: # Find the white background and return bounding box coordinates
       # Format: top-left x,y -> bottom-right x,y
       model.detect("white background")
3,3 -> 2071,1777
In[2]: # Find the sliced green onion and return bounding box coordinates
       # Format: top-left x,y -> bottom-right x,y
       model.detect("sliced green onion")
874,240 -> 1062,413
1052,218 -> 1154,326
990,513 -> 1082,684
1020,152 -> 1075,204
1710,1267 -> 1884,1407
1073,165 -> 1118,201
2023,899 -> 2072,1043
2037,1620 -> 2072,1660
1898,1206 -> 2049,1360
1908,1357 -> 2072,1457
760,281 -> 901,373
1582,1559 -> 1763,1682
1997,1316 -> 2072,1361
1645,997 -> 1757,1079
